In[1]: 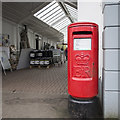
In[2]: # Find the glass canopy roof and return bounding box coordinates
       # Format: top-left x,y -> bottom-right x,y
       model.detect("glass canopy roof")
65,3 -> 77,22
34,0 -> 77,33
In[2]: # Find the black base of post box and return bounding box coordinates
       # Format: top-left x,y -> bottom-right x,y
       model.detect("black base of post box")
68,95 -> 103,118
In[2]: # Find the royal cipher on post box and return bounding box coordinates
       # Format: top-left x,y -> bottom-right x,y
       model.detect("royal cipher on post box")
68,22 -> 99,98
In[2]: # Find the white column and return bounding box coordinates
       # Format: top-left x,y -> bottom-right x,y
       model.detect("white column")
77,1 -> 103,77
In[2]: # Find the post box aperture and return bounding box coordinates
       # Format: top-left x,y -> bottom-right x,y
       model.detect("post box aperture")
68,22 -> 99,98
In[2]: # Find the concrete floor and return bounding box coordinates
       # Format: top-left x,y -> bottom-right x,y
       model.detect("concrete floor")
2,63 -> 71,118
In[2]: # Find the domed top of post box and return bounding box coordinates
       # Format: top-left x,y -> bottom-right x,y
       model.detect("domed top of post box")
68,22 -> 98,29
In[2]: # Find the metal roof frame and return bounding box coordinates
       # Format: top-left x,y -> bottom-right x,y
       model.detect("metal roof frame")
33,0 -> 77,33
35,1 -> 56,17
42,8 -> 62,21
47,13 -> 65,24
39,4 -> 60,19
57,2 -> 74,23
65,2 -> 77,9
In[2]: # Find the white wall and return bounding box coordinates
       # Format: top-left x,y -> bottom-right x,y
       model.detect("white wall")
77,1 -> 103,77
2,19 -> 35,49
27,29 -> 36,49
60,27 -> 68,44
2,18 -> 57,50
42,36 -> 47,48
2,19 -> 17,47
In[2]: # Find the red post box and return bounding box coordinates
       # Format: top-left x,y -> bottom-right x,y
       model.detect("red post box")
68,22 -> 99,98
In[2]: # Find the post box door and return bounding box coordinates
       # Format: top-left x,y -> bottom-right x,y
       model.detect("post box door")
72,35 -> 93,79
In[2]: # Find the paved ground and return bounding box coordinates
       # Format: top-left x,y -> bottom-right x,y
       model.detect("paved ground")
2,63 -> 71,118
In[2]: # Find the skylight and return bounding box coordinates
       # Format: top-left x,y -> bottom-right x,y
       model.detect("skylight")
65,3 -> 78,22
34,0 -> 75,31
52,17 -> 71,31
34,1 -> 77,43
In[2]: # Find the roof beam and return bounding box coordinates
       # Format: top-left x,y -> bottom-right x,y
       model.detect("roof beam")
64,2 -> 77,9
57,2 -> 74,23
